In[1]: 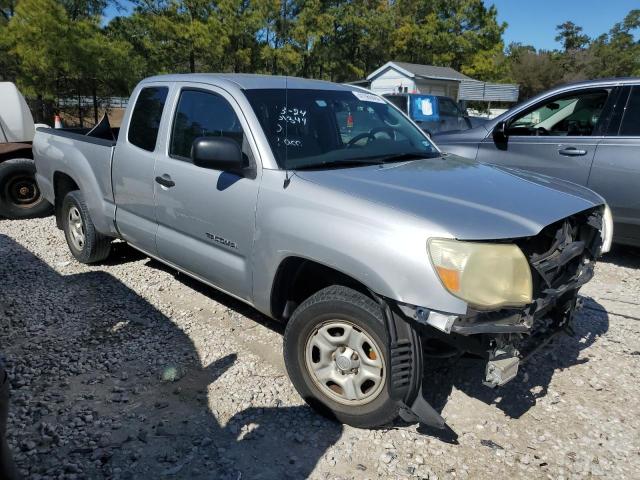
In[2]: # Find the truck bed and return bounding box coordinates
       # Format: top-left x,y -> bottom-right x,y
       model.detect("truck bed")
33,127 -> 118,236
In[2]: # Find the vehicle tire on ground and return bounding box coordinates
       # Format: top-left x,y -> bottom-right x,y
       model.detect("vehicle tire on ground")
283,285 -> 399,428
0,158 -> 53,219
61,190 -> 111,263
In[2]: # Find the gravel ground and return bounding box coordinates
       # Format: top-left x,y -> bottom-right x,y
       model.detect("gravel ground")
1,216 -> 639,480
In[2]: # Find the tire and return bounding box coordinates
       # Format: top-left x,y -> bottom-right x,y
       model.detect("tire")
0,158 -> 53,219
61,190 -> 111,263
283,285 -> 399,428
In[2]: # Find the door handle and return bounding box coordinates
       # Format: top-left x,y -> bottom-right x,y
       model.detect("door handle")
558,147 -> 587,156
155,174 -> 175,188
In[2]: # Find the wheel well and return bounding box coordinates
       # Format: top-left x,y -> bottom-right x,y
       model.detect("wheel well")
270,257 -> 374,321
53,172 -> 79,229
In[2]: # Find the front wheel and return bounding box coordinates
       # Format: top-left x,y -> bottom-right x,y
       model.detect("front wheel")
0,158 -> 53,219
61,190 -> 111,263
283,285 -> 399,428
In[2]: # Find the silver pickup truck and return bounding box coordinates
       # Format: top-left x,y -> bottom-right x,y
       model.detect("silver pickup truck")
34,74 -> 612,429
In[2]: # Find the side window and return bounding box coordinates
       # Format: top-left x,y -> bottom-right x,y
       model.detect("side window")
509,89 -> 611,137
128,87 -> 169,151
170,90 -> 243,160
619,86 -> 640,136
439,98 -> 461,117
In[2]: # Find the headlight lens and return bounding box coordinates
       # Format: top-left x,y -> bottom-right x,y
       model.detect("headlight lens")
428,238 -> 533,310
600,204 -> 613,255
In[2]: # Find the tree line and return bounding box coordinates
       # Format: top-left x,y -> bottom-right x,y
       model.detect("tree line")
0,0 -> 638,125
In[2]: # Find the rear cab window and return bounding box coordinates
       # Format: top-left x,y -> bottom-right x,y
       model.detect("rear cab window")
128,86 -> 169,151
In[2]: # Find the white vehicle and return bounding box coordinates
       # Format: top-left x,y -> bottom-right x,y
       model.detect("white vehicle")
0,82 -> 52,218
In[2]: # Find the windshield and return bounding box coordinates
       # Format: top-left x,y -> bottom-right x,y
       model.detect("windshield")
244,88 -> 440,170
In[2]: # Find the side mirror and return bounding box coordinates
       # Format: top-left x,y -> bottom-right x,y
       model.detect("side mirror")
492,120 -> 509,146
191,137 -> 244,174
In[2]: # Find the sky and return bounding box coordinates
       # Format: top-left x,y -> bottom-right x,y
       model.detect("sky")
105,1 -> 638,52
489,0 -> 638,51
103,1 -> 132,22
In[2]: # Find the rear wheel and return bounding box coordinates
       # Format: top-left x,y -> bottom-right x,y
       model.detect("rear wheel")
61,190 -> 111,263
283,285 -> 399,428
0,158 -> 52,219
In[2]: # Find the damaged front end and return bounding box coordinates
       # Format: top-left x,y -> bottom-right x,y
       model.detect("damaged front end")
382,207 -> 604,427
469,206 -> 601,386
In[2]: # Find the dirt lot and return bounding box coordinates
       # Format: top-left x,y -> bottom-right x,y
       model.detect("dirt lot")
1,216 -> 639,479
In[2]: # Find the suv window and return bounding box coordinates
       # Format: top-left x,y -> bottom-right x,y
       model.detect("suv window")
619,86 -> 640,136
509,89 -> 610,137
128,87 -> 169,151
170,90 -> 243,160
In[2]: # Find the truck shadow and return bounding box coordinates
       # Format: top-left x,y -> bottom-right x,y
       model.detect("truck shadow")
137,249 -> 284,335
95,242 -> 281,334
0,234 -> 341,479
100,242 -> 612,436
422,296 -> 609,421
599,244 -> 640,269
99,240 -> 148,265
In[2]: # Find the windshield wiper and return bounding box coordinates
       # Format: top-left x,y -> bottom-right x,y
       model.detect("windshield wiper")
367,152 -> 436,163
291,152 -> 436,170
292,159 -> 384,170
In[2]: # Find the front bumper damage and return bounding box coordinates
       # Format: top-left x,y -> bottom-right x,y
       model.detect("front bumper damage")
381,207 -> 603,428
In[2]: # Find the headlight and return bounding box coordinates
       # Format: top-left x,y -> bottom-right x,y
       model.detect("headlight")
600,204 -> 613,255
428,238 -> 533,310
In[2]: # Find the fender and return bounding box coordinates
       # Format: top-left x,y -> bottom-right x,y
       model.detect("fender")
251,169 -> 469,316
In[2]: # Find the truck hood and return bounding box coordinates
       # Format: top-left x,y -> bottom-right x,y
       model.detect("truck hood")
296,155 -> 604,240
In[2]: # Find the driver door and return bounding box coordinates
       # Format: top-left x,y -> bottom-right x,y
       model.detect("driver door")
477,88 -> 615,185
154,85 -> 260,301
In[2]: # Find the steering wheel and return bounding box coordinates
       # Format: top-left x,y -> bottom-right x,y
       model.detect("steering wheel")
534,127 -> 549,136
370,126 -> 396,140
346,127 -> 396,148
346,132 -> 375,148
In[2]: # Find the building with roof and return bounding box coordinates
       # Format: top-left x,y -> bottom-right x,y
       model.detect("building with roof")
362,61 -> 519,104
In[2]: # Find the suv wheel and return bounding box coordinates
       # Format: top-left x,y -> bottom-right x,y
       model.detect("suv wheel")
283,285 -> 399,428
61,190 -> 111,263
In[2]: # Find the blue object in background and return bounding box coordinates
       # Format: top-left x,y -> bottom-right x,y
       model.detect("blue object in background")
409,95 -> 440,122
384,93 -> 477,135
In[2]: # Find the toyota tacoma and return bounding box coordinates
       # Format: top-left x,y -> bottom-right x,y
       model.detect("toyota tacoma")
33,74 -> 612,429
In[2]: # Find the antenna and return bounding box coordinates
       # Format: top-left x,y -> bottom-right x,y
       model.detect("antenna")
283,76 -> 291,189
